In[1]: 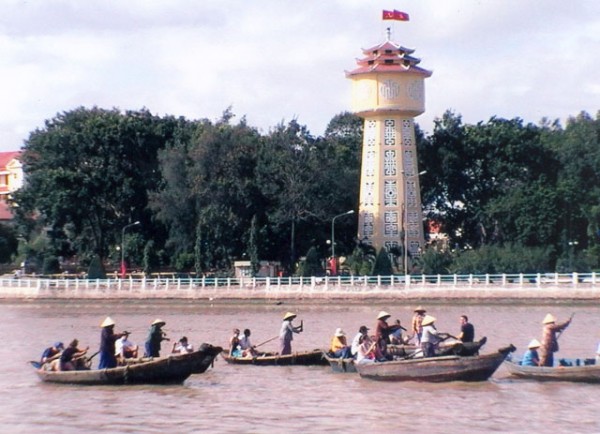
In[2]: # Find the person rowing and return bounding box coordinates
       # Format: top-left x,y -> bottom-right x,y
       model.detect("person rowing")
420,315 -> 452,358
279,312 -> 302,355
540,313 -> 572,367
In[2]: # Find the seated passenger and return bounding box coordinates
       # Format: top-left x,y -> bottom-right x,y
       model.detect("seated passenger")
522,339 -> 541,366
329,328 -> 353,359
40,341 -> 64,364
229,329 -> 242,357
389,320 -> 408,345
172,336 -> 194,354
238,329 -> 258,357
356,334 -> 377,364
60,339 -> 89,371
115,331 -> 138,361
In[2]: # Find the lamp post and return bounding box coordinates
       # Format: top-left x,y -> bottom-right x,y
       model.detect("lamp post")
568,240 -> 579,271
331,210 -> 355,275
121,221 -> 140,278
403,170 -> 427,274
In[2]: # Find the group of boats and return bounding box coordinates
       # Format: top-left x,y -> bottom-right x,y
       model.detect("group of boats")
31,337 -> 600,385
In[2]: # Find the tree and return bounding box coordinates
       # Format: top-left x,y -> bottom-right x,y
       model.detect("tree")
372,248 -> 393,276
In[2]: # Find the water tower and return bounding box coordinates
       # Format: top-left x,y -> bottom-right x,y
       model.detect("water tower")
346,31 -> 431,272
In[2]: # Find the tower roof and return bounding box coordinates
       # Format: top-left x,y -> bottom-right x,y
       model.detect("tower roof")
346,39 -> 432,78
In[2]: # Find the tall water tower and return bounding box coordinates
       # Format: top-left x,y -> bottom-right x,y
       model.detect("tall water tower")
346,31 -> 431,272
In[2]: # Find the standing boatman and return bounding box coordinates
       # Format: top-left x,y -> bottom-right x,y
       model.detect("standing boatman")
279,312 -> 302,355
99,316 -> 126,369
539,313 -> 571,367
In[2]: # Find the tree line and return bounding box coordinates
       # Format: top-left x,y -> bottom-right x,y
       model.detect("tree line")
4,106 -> 599,276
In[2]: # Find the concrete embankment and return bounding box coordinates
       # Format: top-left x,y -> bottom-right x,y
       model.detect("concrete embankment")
1,277 -> 600,302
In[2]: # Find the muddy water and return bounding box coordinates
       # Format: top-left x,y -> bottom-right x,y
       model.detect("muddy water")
2,299 -> 600,433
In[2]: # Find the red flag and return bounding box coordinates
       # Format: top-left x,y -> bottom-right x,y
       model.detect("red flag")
383,10 -> 410,21
382,10 -> 395,20
393,10 -> 410,21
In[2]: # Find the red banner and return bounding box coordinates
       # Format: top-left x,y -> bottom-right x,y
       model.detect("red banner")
382,10 -> 410,21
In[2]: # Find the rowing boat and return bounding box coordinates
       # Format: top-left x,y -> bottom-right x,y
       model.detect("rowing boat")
33,343 -> 222,385
505,356 -> 600,383
387,336 -> 488,358
324,354 -> 357,373
355,345 -> 515,382
221,349 -> 327,366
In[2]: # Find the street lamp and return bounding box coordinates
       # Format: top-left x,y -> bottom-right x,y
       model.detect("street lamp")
403,170 -> 427,274
568,240 -> 579,271
121,221 -> 140,278
331,210 -> 355,275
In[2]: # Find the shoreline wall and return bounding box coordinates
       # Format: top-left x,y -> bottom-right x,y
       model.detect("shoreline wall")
1,274 -> 599,301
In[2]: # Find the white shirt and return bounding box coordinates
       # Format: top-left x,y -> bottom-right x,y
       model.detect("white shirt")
174,342 -> 194,354
421,325 -> 439,344
351,333 -> 362,356
115,336 -> 135,356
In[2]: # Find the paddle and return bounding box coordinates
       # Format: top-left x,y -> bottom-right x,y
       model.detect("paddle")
557,313 -> 575,340
254,335 -> 279,349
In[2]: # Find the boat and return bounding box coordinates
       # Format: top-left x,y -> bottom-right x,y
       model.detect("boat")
355,345 -> 515,382
505,356 -> 600,383
33,343 -> 222,385
221,349 -> 328,366
324,354 -> 357,373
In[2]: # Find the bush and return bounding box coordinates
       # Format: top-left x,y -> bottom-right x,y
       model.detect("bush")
42,255 -> 61,275
87,255 -> 106,279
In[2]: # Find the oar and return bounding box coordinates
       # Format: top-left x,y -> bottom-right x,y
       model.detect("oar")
29,360 -> 42,369
557,313 -> 575,340
254,335 -> 279,349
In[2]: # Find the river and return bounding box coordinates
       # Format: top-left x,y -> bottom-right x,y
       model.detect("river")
1,299 -> 600,433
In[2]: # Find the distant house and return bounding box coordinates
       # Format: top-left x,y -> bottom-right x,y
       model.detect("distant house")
0,151 -> 23,222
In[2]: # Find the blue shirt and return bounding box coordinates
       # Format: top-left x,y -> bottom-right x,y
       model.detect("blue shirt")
522,349 -> 539,366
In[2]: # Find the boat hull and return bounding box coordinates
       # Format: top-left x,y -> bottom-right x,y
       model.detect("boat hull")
324,355 -> 357,373
356,346 -> 514,382
35,344 -> 222,385
221,349 -> 327,366
505,358 -> 600,383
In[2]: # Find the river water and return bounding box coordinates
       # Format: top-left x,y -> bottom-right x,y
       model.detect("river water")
2,299 -> 600,433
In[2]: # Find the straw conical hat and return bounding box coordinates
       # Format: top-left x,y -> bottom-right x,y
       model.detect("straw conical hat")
542,313 -> 556,324
377,311 -> 391,320
152,318 -> 166,326
414,306 -> 426,313
283,312 -> 297,321
421,315 -> 436,326
528,339 -> 541,349
100,316 -> 115,328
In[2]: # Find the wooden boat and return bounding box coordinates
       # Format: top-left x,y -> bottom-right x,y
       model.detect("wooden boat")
324,354 -> 357,373
505,356 -> 600,383
34,344 -> 222,385
355,345 -> 515,382
387,336 -> 488,358
221,349 -> 328,366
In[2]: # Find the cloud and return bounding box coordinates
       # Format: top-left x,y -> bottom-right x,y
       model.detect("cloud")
0,0 -> 598,149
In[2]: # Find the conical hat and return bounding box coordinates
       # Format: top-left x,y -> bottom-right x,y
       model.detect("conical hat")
100,316 -> 115,327
414,306 -> 426,313
377,311 -> 391,320
283,312 -> 297,321
542,313 -> 556,324
421,315 -> 436,326
528,339 -> 541,349
152,318 -> 166,326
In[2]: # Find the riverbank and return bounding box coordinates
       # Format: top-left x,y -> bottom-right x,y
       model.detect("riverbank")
1,274 -> 600,302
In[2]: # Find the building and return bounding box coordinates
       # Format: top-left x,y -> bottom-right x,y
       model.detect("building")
0,151 -> 23,222
346,30 -> 431,272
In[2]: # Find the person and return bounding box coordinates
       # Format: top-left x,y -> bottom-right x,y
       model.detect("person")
172,336 -> 194,354
457,315 -> 475,343
329,328 -> 352,359
356,334 -> 378,364
351,325 -> 369,357
115,331 -> 138,360
239,329 -> 258,357
40,342 -> 64,364
98,316 -> 126,369
540,313 -> 571,367
522,339 -> 541,366
229,329 -> 242,357
279,312 -> 302,355
144,318 -> 169,357
420,315 -> 442,358
411,306 -> 427,345
60,339 -> 88,371
375,311 -> 401,359
389,320 -> 408,345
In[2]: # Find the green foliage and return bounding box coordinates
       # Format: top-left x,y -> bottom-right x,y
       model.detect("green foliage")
41,255 -> 61,275
173,252 -> 195,271
372,248 -> 393,276
448,244 -> 555,274
87,255 -> 106,279
346,244 -> 376,276
0,223 -> 18,263
420,245 -> 453,275
299,246 -> 323,277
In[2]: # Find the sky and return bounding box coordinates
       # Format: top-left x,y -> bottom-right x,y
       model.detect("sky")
1,0 -> 598,151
